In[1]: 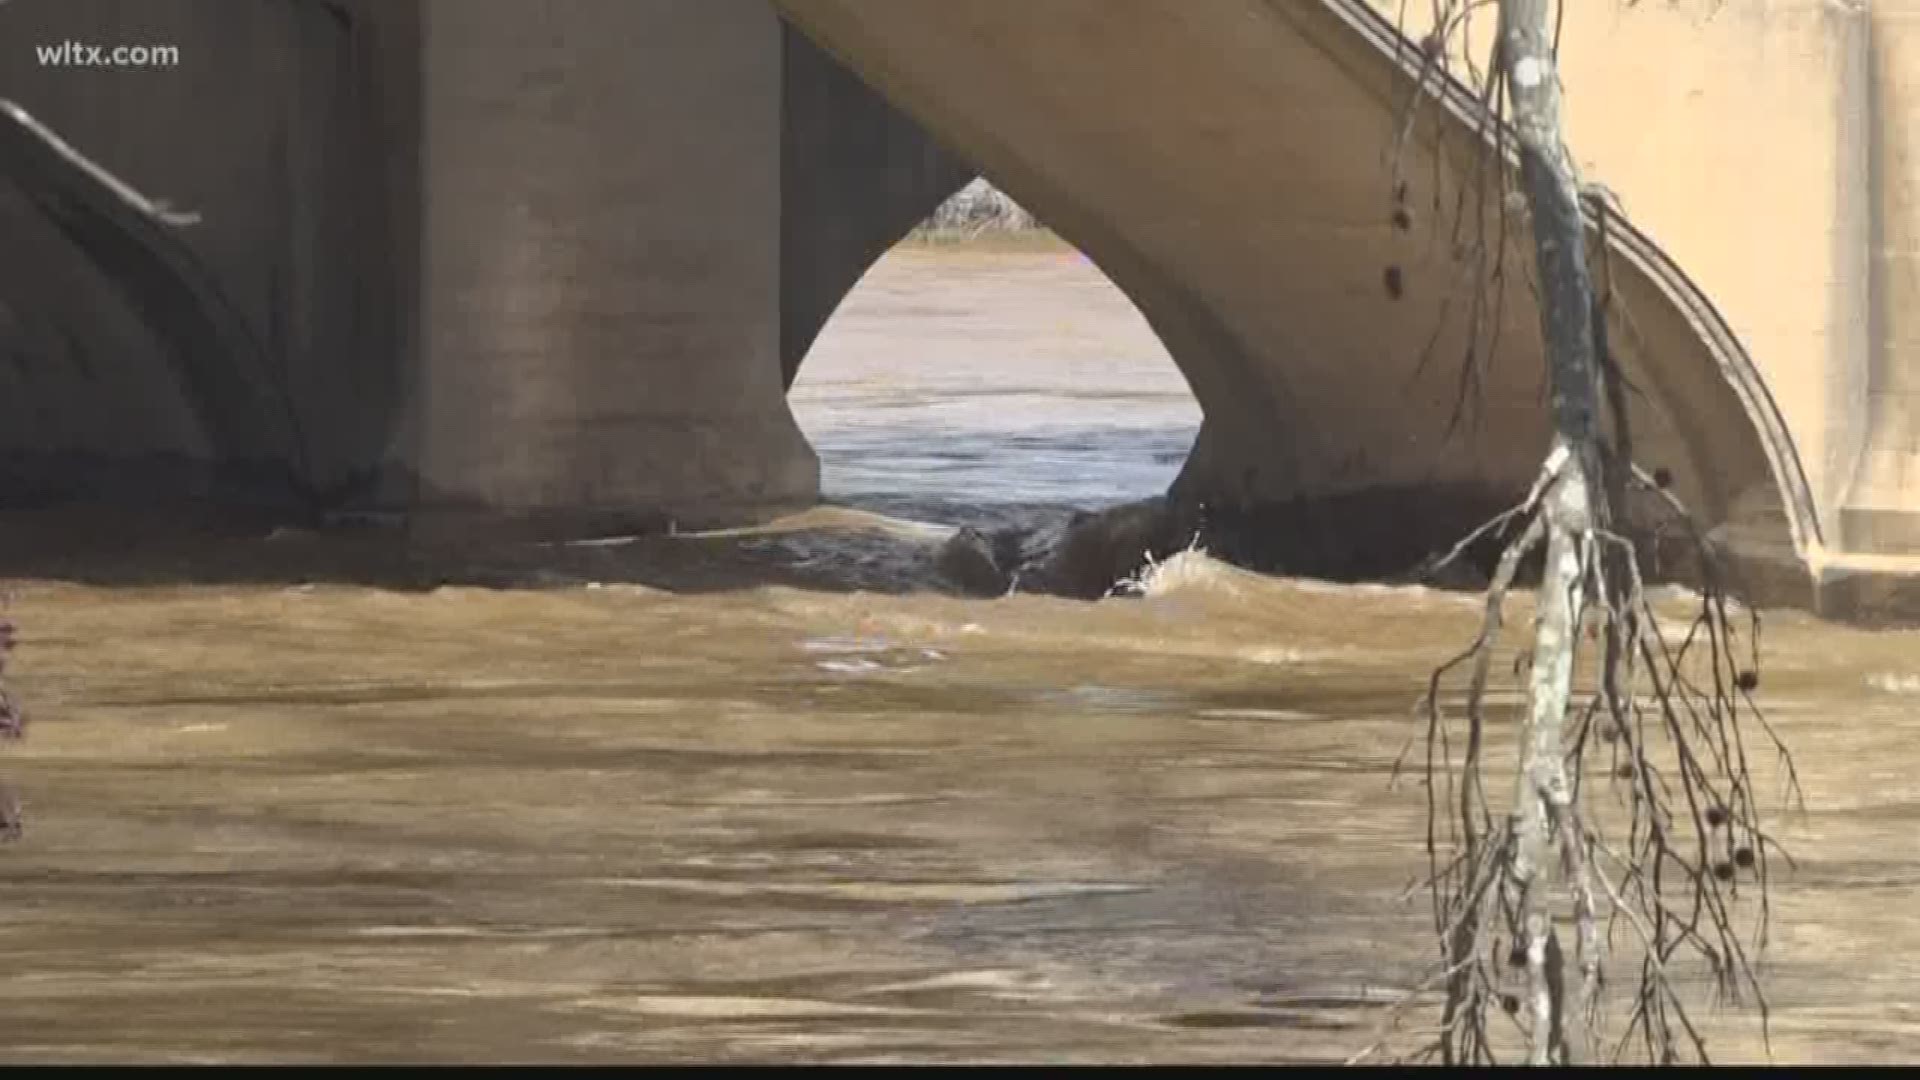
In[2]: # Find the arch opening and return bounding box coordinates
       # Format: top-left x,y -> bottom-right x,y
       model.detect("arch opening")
788,184 -> 1206,597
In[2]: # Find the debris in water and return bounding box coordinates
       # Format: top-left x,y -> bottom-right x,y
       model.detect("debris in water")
935,526 -> 1011,597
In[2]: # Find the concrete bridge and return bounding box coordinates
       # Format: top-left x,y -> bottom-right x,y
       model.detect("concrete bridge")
1,0 -> 1916,617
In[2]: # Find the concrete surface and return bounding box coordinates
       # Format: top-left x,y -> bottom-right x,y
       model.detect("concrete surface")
0,0 -> 387,507
777,0 -> 1920,611
404,0 -> 816,537
3,0 -> 1919,614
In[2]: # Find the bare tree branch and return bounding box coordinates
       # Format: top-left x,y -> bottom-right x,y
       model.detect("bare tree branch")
1366,0 -> 1798,1066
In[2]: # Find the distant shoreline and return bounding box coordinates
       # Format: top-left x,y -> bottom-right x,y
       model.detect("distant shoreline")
897,227 -> 1072,254
905,179 -> 1066,253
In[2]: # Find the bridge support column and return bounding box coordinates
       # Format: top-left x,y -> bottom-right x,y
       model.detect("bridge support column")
405,0 -> 816,539
1842,3 -> 1920,556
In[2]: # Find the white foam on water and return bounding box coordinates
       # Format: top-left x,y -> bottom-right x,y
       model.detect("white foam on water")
1868,672 -> 1920,694
802,637 -> 896,655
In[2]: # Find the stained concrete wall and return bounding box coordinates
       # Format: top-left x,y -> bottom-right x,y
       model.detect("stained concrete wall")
1548,0 -> 1869,559
1370,0 -> 1920,581
1851,2 -> 1920,556
0,0 -> 400,509
1372,0 -> 1920,569
404,0 -> 816,535
0,0 -> 948,532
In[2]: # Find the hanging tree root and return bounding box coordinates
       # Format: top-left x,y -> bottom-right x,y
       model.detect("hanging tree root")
1355,453 -> 1800,1066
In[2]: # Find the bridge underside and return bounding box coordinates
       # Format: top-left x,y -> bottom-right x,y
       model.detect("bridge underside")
1,0 -> 1913,617
774,0 -> 1819,586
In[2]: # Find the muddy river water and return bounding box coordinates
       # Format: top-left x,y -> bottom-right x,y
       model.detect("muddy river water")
0,244 -> 1915,1063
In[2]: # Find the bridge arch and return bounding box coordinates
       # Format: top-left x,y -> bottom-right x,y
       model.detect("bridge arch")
0,101 -> 310,507
775,0 -> 1822,587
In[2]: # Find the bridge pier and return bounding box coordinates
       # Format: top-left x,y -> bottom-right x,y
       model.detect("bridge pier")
1841,4 -> 1920,557
402,0 -> 816,539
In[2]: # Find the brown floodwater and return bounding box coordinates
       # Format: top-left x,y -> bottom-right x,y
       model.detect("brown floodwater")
0,244 -> 1916,1064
